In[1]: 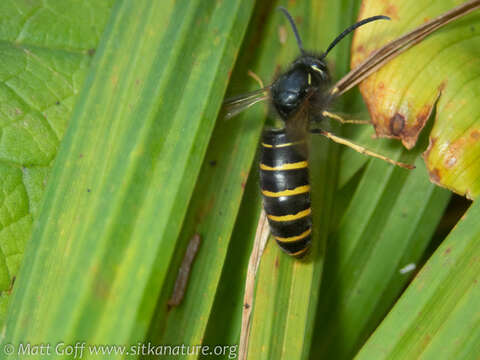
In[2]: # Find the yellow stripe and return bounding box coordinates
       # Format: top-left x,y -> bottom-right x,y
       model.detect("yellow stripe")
262,185 -> 310,197
275,228 -> 311,243
261,141 -> 305,148
260,161 -> 308,171
290,246 -> 310,257
267,208 -> 311,222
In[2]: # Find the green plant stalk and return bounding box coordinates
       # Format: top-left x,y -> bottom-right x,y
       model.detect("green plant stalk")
3,0 -> 254,349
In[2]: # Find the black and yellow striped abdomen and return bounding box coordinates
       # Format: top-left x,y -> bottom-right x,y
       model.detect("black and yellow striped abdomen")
259,129 -> 312,258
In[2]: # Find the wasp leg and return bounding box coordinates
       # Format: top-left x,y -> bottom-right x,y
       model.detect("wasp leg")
248,70 -> 265,89
311,128 -> 415,169
322,110 -> 370,124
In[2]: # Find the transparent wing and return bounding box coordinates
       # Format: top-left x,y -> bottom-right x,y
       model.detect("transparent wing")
221,87 -> 270,119
284,100 -> 311,158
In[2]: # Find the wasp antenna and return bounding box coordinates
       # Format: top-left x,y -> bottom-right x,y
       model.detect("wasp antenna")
278,7 -> 305,54
322,15 -> 390,58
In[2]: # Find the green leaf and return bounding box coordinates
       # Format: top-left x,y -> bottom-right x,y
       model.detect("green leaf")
310,128 -> 451,359
352,0 -> 480,198
3,0 -> 254,348
199,166 -> 263,355
146,0 -> 266,349
0,0 -> 114,325
356,199 -> 480,359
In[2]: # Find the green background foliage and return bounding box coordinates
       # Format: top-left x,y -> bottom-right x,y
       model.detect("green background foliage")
0,0 -> 114,323
0,0 -> 478,359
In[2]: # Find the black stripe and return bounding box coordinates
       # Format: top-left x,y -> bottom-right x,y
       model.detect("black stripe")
263,193 -> 310,216
260,168 -> 309,192
263,129 -> 295,146
268,216 -> 312,238
276,235 -> 312,258
261,146 -> 306,168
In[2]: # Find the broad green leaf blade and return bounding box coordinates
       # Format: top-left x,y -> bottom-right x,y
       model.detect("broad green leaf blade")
310,132 -> 451,359
356,199 -> 480,359
199,167 -> 263,357
0,0 -> 112,51
145,0 -> 264,352
352,0 -> 480,198
0,0 -> 113,324
4,0 -> 253,349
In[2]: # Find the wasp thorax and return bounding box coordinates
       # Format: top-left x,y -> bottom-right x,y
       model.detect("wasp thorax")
271,55 -> 330,120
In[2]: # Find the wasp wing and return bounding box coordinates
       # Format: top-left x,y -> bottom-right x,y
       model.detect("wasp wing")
221,87 -> 271,119
332,0 -> 480,96
284,99 -> 311,158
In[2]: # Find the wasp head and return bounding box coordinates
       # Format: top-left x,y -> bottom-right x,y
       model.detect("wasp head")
271,55 -> 330,121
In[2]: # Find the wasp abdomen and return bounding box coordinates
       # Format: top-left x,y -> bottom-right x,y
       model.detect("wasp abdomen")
259,129 -> 312,258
